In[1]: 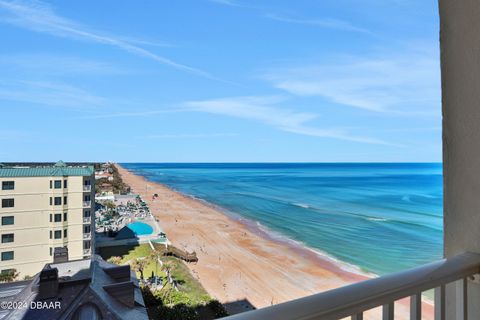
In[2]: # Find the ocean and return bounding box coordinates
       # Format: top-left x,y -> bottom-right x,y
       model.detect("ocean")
121,163 -> 443,276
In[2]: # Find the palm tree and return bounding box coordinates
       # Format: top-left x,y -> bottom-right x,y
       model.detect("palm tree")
107,256 -> 122,265
0,269 -> 19,283
131,258 -> 148,280
149,250 -> 162,287
161,260 -> 175,286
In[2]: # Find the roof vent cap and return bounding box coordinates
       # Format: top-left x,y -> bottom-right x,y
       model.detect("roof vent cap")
55,160 -> 67,167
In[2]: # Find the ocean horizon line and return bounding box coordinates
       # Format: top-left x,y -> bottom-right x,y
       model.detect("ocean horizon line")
118,161 -> 442,164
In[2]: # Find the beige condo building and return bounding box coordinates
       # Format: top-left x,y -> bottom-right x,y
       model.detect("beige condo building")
0,161 -> 94,278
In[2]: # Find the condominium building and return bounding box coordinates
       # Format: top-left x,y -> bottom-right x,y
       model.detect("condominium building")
0,161 -> 94,278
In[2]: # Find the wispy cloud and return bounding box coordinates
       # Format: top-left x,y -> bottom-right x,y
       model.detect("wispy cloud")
0,0 -> 212,78
208,0 -> 240,7
117,36 -> 175,48
266,13 -> 371,34
0,129 -> 31,141
262,48 -> 440,113
185,96 -> 388,144
0,80 -> 105,108
0,54 -> 124,76
74,109 -> 184,119
147,133 -> 238,139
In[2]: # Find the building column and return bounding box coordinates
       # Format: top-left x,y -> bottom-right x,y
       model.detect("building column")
439,0 -> 480,318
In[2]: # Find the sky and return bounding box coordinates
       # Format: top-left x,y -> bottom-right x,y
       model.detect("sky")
0,0 -> 441,162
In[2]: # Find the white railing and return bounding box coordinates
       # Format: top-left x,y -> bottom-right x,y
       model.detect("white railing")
83,233 -> 91,239
82,201 -> 91,208
83,217 -> 91,223
83,248 -> 91,255
83,185 -> 91,192
225,252 -> 480,320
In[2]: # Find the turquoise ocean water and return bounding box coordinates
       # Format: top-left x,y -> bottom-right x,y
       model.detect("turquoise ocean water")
121,163 -> 443,275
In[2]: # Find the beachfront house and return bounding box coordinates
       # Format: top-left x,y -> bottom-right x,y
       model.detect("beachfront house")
224,1 -> 480,319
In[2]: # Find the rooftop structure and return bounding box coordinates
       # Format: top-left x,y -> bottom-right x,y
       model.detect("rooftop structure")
0,255 -> 148,320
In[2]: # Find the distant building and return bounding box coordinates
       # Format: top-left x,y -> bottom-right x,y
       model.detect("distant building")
95,172 -> 114,181
0,255 -> 148,320
0,161 -> 94,278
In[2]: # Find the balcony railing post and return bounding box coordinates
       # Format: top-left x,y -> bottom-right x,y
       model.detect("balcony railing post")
410,293 -> 421,320
456,278 -> 468,320
435,285 -> 446,320
382,302 -> 394,320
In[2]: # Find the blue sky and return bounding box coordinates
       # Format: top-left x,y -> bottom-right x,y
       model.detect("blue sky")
0,0 -> 441,162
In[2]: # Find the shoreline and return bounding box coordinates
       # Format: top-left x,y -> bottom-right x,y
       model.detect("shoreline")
170,183 -> 375,279
121,166 -> 370,281
116,164 -> 433,318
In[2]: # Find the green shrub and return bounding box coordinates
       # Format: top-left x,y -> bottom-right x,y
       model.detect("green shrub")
206,300 -> 229,318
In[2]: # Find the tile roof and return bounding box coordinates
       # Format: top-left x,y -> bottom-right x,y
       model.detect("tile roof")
0,166 -> 94,177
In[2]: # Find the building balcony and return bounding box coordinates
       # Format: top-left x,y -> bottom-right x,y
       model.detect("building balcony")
83,233 -> 91,239
83,185 -> 91,192
83,248 -> 91,255
83,217 -> 91,223
82,201 -> 91,208
225,252 -> 480,320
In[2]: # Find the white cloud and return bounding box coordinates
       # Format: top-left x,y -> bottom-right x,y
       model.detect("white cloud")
266,14 -> 371,34
0,129 -> 30,141
262,49 -> 440,113
75,109 -> 184,119
185,96 -> 388,144
0,80 -> 105,108
147,133 -> 238,139
0,54 -> 124,75
0,0 -> 212,78
208,0 -> 240,6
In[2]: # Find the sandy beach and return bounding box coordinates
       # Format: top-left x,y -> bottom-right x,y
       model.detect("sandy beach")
116,164 -> 433,319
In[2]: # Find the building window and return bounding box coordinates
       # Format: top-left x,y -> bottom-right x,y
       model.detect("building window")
49,214 -> 52,222
84,195 -> 91,202
49,181 -> 52,189
84,180 -> 91,186
1,269 -> 15,275
84,225 -> 91,234
1,199 -> 14,208
63,180 -> 68,189
1,251 -> 13,261
64,229 -> 67,238
84,210 -> 91,218
1,216 -> 13,225
1,234 -> 13,243
54,214 -> 62,222
83,241 -> 91,249
1,181 -> 14,191
54,197 -> 61,206
54,230 -> 61,239
50,230 -> 52,239
54,180 -> 62,189
63,212 -> 67,221
49,247 -> 52,256
63,196 -> 67,205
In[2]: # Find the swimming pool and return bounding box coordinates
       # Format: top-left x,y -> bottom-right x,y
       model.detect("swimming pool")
127,222 -> 153,236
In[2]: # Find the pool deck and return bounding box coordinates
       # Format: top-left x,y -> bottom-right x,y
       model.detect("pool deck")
95,194 -> 170,248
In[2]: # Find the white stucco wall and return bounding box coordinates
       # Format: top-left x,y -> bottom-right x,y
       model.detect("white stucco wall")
439,0 -> 480,318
